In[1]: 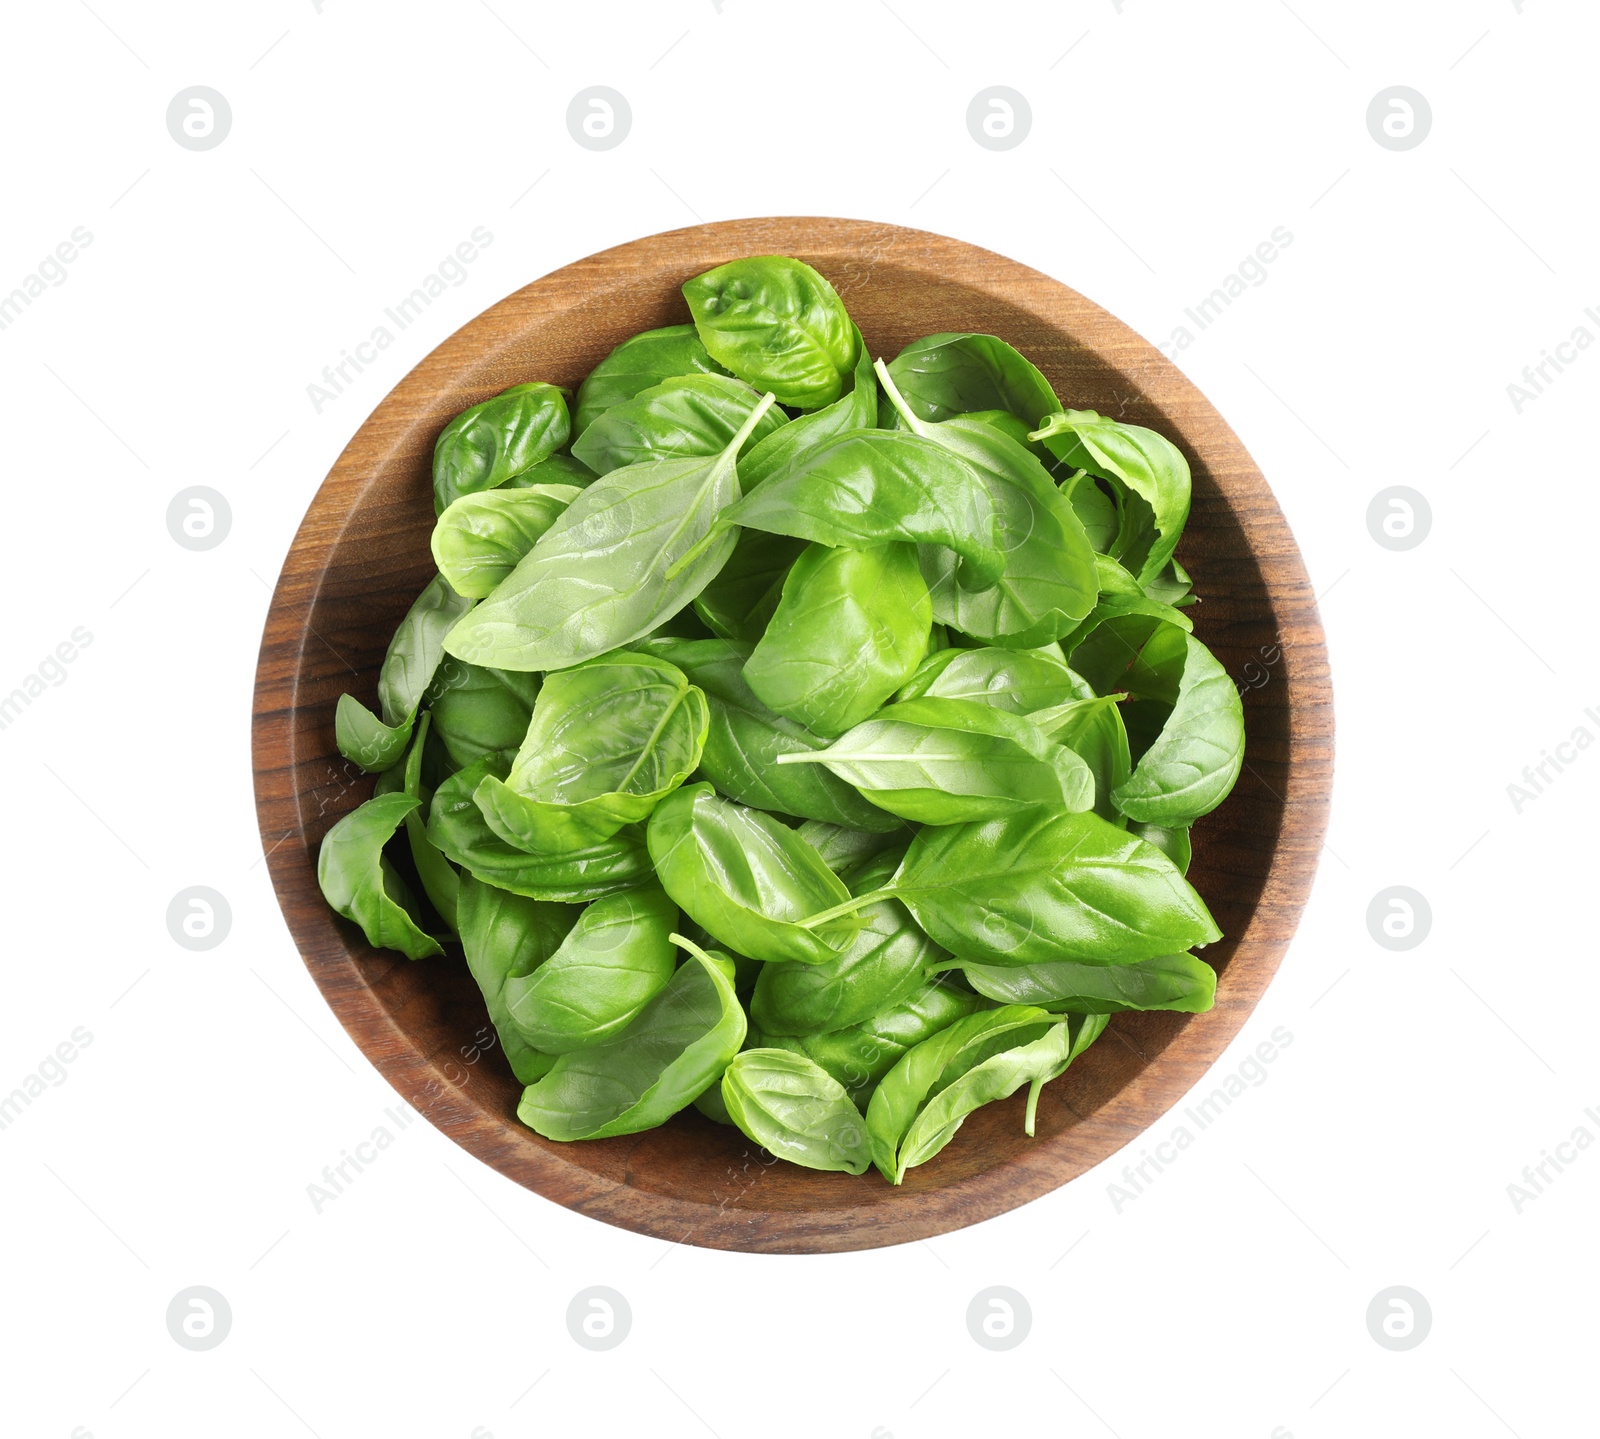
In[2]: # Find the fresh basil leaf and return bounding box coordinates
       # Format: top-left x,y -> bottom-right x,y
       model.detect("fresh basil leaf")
720,1049 -> 871,1174
887,808 -> 1221,966
474,651 -> 708,852
433,382 -> 570,514
895,644 -> 1092,714
794,820 -> 912,876
744,542 -> 931,738
735,326 -> 877,490
517,940 -> 746,1140
885,332 -> 1061,430
571,373 -> 787,476
952,952 -> 1216,1013
779,696 -> 1094,824
441,395 -> 777,671
502,451 -> 597,490
691,530 -> 805,642
646,783 -> 862,965
503,883 -> 679,1052
457,874 -> 579,1083
431,485 -> 580,599
1030,409 -> 1191,586
424,658 -> 536,770
572,324 -> 729,437
1129,820 -> 1191,873
428,757 -> 652,902
642,637 -> 903,832
1025,694 -> 1133,823
683,256 -> 857,409
317,793 -> 444,959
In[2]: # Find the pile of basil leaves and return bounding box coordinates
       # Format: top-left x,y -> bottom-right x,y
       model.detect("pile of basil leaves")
317,255 -> 1245,1184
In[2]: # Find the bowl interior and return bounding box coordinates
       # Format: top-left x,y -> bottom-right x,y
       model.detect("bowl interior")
253,218 -> 1330,1253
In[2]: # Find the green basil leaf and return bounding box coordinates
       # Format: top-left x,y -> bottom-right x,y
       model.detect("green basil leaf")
317,793 -> 444,959
1111,627 -> 1244,826
1030,409 -> 1191,585
713,430 -> 1005,589
779,696 -> 1094,824
517,941 -> 745,1140
1129,820 -> 1191,873
424,658 -> 536,770
433,382 -> 570,514
744,542 -> 931,738
475,651 -> 708,852
503,883 -> 679,1052
441,395 -> 776,671
646,783 -> 862,965
953,952 -> 1215,1013
642,637 -> 903,832
457,875 -> 579,1083
571,373 -> 787,476
683,256 -> 857,409
895,644 -> 1092,714
720,1049 -> 871,1174
735,326 -> 877,490
502,451 -> 597,490
887,808 -> 1221,966
690,530 -> 805,642
1026,694 -> 1133,823
335,693 -> 413,773
885,332 -> 1061,430
399,712 -> 460,934
572,324 -> 729,437
428,757 -> 652,902
431,485 -> 580,598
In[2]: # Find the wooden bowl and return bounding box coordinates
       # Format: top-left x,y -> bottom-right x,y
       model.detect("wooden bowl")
252,218 -> 1332,1253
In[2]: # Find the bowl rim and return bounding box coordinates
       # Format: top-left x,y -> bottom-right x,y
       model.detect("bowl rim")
252,216 -> 1332,1254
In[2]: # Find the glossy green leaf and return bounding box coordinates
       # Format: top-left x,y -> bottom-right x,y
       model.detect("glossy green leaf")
433,381 -> 570,514
885,332 -> 1060,429
779,696 -> 1094,824
336,574 -> 475,773
794,820 -> 911,876
424,658 -> 536,770
571,373 -> 787,475
895,644 -> 1091,715
475,651 -> 708,852
317,793 -> 443,959
642,637 -> 902,832
441,395 -> 776,671
646,783 -> 862,965
720,1050 -> 871,1174
502,451 -> 597,490
953,952 -> 1215,1013
428,757 -> 653,902
1129,820 -> 1191,874
572,324 -> 729,437
431,485 -> 580,598
1030,409 -> 1191,585
683,255 -> 857,409
744,542 -> 931,738
517,941 -> 745,1140
690,530 -> 805,642
503,884 -> 678,1052
710,430 -> 1005,589
1026,694 -> 1132,823
457,875 -> 579,1083
1111,627 -> 1244,826
886,808 -> 1221,966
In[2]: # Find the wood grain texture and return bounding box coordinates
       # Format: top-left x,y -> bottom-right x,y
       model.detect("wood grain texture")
252,218 -> 1332,1253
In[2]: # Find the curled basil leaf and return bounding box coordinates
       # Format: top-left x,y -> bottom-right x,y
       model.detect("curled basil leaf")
951,952 -> 1216,1014
646,783 -> 862,965
710,430 -> 1005,590
885,808 -> 1221,967
572,323 -> 729,437
335,575 -> 474,773
1110,626 -> 1245,827
643,636 -> 902,833
720,1049 -> 871,1174
433,381 -> 570,514
431,485 -> 580,599
441,395 -> 776,671
895,644 -> 1091,714
885,332 -> 1061,430
503,884 -> 678,1053
571,373 -> 786,475
458,875 -> 578,1083
1030,409 -> 1191,586
683,255 -> 857,409
866,1007 -> 1105,1183
475,651 -> 708,853
316,792 -> 443,959
744,542 -> 931,738
779,695 -> 1094,825
428,757 -> 652,902
517,939 -> 745,1141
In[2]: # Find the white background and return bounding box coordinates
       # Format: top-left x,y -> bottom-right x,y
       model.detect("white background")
2,1 -> 1595,1435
